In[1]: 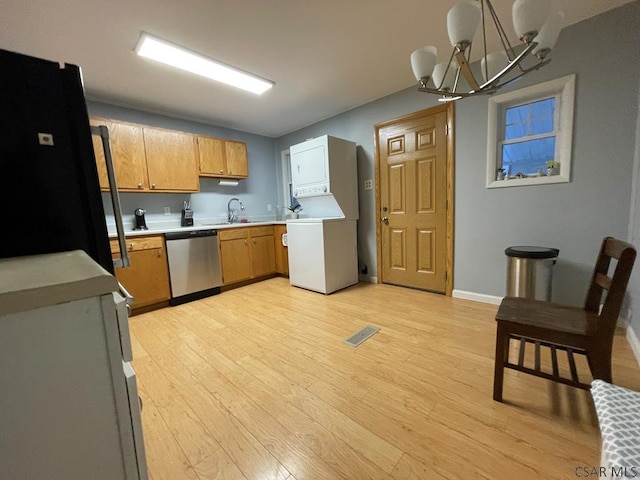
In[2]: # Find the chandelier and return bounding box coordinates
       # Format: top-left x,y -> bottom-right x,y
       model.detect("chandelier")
410,0 -> 564,101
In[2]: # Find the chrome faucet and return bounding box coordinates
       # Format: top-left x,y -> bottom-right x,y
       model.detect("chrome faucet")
227,197 -> 245,223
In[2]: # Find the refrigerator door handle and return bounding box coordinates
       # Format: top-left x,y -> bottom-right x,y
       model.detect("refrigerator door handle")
90,125 -> 130,268
117,281 -> 135,310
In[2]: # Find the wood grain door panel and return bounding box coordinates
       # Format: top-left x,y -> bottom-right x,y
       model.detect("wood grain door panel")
251,234 -> 276,277
198,136 -> 225,176
377,105 -> 452,293
143,127 -> 199,191
220,237 -> 251,285
91,118 -> 147,191
224,140 -> 248,177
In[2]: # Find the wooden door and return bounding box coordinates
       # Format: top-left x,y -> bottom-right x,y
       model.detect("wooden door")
197,136 -> 226,176
220,238 -> 252,285
143,127 -> 199,191
376,104 -> 453,293
224,140 -> 249,177
91,118 -> 147,191
251,234 -> 276,277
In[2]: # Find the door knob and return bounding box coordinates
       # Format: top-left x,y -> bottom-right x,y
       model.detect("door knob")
381,216 -> 389,224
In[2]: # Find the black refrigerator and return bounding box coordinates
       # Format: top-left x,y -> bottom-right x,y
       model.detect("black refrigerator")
0,48 -> 117,273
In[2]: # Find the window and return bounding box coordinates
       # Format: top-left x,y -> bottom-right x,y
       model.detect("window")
486,74 -> 575,188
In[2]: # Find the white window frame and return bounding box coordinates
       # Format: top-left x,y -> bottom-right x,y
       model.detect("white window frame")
486,74 -> 575,189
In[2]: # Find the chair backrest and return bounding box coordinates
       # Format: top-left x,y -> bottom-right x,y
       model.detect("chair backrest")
584,237 -> 636,341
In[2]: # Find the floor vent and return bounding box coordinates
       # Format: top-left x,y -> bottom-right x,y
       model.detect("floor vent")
344,325 -> 380,348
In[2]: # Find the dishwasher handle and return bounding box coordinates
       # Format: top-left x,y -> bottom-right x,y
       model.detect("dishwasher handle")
164,229 -> 218,241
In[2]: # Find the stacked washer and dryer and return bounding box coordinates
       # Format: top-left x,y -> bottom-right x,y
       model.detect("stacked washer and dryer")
286,135 -> 359,294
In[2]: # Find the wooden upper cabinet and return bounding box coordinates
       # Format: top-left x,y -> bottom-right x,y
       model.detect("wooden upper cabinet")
143,127 -> 199,192
198,135 -> 248,178
91,118 -> 147,191
197,136 -> 226,176
225,140 -> 249,177
90,117 -> 201,193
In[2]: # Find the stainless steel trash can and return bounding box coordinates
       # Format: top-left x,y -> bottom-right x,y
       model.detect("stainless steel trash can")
505,246 -> 559,301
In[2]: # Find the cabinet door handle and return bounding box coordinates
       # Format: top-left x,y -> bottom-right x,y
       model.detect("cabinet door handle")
253,238 -> 256,244
229,171 -> 233,175
138,183 -> 143,189
219,169 -> 224,173
244,239 -> 248,246
151,183 -> 156,189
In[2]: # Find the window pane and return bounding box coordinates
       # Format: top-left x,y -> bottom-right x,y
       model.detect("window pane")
501,136 -> 556,175
505,123 -> 527,139
530,116 -> 553,135
504,97 -> 555,140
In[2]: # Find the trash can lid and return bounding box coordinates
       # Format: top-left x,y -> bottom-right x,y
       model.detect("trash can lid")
505,246 -> 559,259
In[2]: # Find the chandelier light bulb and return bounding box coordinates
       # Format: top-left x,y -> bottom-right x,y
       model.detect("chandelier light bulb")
512,0 -> 552,43
432,61 -> 456,91
481,51 -> 509,83
533,8 -> 565,59
447,0 -> 481,48
410,46 -> 438,82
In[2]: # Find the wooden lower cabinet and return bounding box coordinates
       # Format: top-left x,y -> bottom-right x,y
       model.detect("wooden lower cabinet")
219,226 -> 276,286
273,224 -> 289,276
110,235 -> 171,312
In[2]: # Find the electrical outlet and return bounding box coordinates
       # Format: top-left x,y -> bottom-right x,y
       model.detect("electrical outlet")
364,179 -> 373,190
163,206 -> 171,215
267,204 -> 272,212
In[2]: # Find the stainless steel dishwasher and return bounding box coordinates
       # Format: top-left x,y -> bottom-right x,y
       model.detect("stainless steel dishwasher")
164,229 -> 222,305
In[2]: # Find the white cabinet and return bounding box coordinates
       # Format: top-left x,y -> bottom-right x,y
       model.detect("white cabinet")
0,250 -> 148,480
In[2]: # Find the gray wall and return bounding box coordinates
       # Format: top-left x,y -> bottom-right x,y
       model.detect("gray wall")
88,102 -> 279,230
627,75 -> 640,341
277,2 -> 640,307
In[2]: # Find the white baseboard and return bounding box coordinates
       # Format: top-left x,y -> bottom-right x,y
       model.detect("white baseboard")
627,325 -> 640,367
452,289 -> 503,305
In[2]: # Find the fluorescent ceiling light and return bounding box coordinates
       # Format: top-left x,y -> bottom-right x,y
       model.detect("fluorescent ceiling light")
134,32 -> 274,95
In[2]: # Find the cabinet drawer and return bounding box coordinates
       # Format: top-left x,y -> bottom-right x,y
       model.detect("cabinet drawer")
218,228 -> 249,241
110,235 -> 165,254
250,226 -> 274,238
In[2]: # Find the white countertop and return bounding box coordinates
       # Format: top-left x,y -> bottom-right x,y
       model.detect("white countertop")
109,220 -> 287,238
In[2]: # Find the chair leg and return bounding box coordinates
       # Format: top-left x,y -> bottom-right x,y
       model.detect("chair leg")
493,322 -> 509,402
588,346 -> 613,383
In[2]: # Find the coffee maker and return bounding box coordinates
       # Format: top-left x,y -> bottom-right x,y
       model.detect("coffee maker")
133,208 -> 148,230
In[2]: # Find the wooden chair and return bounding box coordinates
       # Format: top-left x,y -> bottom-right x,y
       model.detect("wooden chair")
493,237 -> 636,402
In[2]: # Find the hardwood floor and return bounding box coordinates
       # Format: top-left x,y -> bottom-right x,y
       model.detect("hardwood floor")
129,278 -> 640,480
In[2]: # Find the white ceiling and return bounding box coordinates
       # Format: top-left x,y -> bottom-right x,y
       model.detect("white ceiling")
3,0 -> 634,137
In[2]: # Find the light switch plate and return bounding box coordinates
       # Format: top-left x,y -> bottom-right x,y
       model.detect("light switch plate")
38,133 -> 54,146
364,179 -> 373,190
164,206 -> 171,215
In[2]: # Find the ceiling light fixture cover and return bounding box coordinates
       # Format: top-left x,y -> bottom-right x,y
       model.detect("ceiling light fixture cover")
410,0 -> 563,101
135,32 -> 274,95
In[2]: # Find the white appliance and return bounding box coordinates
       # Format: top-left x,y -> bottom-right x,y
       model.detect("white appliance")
287,135 -> 358,294
0,250 -> 148,480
